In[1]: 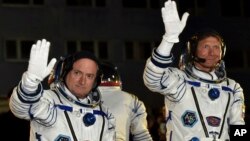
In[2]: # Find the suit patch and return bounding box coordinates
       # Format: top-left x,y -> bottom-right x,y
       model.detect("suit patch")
55,134 -> 71,141
181,110 -> 197,127
206,116 -> 221,127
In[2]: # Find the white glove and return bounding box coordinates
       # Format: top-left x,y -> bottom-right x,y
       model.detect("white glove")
22,39 -> 57,92
162,0 -> 189,43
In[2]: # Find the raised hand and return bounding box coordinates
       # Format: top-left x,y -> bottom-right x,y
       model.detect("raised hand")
27,39 -> 56,81
22,39 -> 57,91
162,0 -> 189,43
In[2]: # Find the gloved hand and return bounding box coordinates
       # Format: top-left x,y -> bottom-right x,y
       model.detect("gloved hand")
162,0 -> 189,43
22,39 -> 57,92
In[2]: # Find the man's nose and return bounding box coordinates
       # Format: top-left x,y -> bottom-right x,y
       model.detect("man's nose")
79,75 -> 86,84
209,47 -> 215,55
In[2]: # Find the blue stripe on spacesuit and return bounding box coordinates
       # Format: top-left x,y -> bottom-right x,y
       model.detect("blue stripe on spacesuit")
186,80 -> 233,93
56,104 -> 107,117
151,49 -> 173,68
57,104 -> 73,112
17,82 -> 43,104
221,86 -> 233,92
28,105 -> 34,119
151,58 -> 172,68
144,67 -> 162,91
186,81 -> 200,87
153,48 -> 173,60
29,103 -> 57,127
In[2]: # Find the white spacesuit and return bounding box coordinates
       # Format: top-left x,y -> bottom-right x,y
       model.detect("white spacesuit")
9,39 -> 115,141
143,0 -> 245,141
144,57 -> 245,140
98,62 -> 153,141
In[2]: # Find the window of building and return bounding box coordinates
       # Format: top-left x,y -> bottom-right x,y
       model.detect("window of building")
124,42 -> 133,59
122,0 -> 161,9
98,41 -> 108,59
5,40 -> 17,59
122,0 -> 146,8
2,0 -> 44,5
124,41 -> 155,60
66,0 -> 106,7
149,0 -> 161,9
81,41 -> 94,52
66,40 -> 108,60
4,39 -> 34,62
66,0 -> 92,6
20,40 -> 34,59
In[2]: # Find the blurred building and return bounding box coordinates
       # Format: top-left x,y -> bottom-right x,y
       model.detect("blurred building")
0,0 -> 250,111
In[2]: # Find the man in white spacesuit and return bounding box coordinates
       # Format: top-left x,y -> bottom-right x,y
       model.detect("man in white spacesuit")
9,39 -> 115,141
98,62 -> 153,141
143,0 -> 245,141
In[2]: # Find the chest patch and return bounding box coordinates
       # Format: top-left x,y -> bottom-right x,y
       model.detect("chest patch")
206,116 -> 221,127
181,110 -> 198,127
55,135 -> 71,141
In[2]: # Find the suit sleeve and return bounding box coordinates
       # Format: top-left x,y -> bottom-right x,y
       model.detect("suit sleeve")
129,95 -> 153,141
9,81 -> 57,126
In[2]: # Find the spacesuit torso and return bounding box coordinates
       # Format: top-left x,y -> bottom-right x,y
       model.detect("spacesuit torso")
143,51 -> 245,141
99,86 -> 152,141
9,82 -> 115,141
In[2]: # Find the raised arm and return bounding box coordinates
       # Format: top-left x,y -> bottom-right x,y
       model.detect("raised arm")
23,39 -> 57,92
9,39 -> 56,120
158,0 -> 189,56
143,0 -> 189,97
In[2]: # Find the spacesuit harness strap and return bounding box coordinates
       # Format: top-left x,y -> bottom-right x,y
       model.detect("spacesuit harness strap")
186,80 -> 233,93
191,87 -> 209,137
189,79 -> 231,139
53,90 -> 107,141
55,104 -> 107,117
54,91 -> 78,141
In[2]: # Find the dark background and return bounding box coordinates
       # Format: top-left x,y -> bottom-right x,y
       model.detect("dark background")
0,0 -> 249,121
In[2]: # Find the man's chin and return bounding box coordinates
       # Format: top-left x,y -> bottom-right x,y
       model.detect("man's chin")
76,91 -> 89,98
